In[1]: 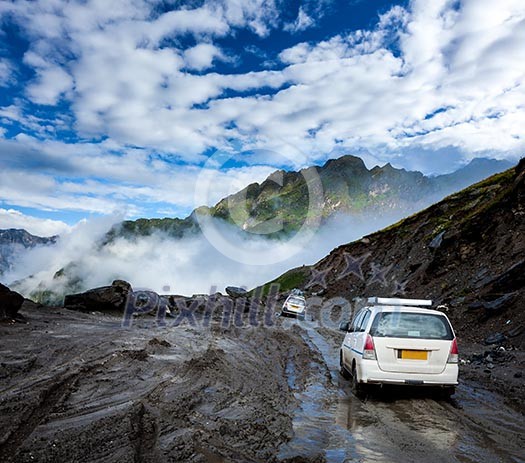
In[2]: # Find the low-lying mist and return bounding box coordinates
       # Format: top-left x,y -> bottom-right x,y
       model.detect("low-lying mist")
4,210 -> 411,300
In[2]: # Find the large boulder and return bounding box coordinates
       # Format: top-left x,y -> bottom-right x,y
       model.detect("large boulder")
0,283 -> 24,320
225,286 -> 248,298
64,280 -> 132,312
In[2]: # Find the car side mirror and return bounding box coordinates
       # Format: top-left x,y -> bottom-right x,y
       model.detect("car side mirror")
339,322 -> 350,332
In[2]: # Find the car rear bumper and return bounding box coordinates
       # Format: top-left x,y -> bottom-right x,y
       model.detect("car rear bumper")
360,361 -> 459,386
280,308 -> 305,318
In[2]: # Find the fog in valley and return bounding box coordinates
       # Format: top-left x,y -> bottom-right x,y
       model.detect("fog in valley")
6,210 -> 408,298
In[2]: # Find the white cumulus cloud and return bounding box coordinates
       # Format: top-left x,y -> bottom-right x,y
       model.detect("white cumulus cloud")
184,43 -> 225,71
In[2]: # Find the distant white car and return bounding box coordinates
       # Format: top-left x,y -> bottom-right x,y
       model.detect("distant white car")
339,297 -> 459,398
280,293 -> 306,320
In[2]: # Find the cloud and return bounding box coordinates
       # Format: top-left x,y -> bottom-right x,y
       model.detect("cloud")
218,0 -> 280,37
25,65 -> 73,105
6,210 -> 416,298
284,0 -> 337,34
183,43 -> 225,71
241,0 -> 525,161
0,0 -> 524,220
0,134 -> 276,215
81,1 -> 523,160
284,7 -> 315,33
0,58 -> 14,87
0,208 -> 72,236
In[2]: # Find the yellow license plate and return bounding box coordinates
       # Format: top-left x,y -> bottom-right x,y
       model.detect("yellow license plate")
401,350 -> 428,360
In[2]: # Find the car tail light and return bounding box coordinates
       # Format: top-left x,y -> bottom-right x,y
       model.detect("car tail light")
363,334 -> 376,360
447,338 -> 459,363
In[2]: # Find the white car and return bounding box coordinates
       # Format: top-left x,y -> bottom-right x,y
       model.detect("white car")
280,293 -> 306,319
339,297 -> 459,398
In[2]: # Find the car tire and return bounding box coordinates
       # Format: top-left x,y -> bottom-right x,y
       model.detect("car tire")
351,365 -> 367,399
441,386 -> 456,399
340,354 -> 351,379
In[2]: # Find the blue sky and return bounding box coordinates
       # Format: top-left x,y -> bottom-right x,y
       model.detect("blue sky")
0,0 -> 524,236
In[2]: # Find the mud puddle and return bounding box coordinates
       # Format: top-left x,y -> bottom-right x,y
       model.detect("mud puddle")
278,320 -> 362,462
278,357 -> 359,461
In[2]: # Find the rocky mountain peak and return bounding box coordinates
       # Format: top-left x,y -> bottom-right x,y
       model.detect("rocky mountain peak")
0,229 -> 58,275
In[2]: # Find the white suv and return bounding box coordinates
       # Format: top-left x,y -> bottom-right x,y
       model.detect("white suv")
339,298 -> 459,398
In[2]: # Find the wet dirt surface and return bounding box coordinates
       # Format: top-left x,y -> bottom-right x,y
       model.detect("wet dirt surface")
295,322 -> 525,463
1,307 -> 524,462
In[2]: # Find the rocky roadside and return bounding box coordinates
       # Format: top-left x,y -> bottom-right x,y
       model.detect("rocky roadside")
459,342 -> 525,414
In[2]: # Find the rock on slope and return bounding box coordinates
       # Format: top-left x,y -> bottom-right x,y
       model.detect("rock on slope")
63,279 -> 133,312
0,283 -> 24,320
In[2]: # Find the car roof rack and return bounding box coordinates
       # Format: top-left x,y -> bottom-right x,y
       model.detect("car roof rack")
366,297 -> 432,307
290,288 -> 304,296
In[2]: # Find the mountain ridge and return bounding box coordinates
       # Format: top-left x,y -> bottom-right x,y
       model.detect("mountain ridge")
0,229 -> 57,275
111,155 -> 513,239
0,155 -> 514,304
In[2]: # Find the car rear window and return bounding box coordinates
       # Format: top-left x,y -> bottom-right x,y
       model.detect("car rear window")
369,312 -> 454,340
288,297 -> 305,306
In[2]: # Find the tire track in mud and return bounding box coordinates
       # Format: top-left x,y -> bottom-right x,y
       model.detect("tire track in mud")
0,346 -> 134,461
278,321 -> 361,462
0,345 -> 174,463
3,313 -> 270,461
130,402 -> 161,463
2,321 -> 301,462
342,369 -> 525,462
0,372 -> 80,462
0,319 -> 122,397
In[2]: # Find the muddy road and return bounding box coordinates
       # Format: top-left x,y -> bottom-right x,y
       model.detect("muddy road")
280,321 -> 525,462
1,307 -> 524,462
